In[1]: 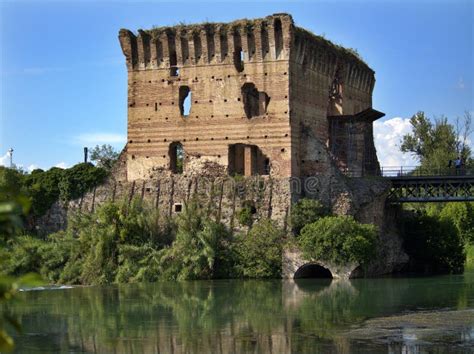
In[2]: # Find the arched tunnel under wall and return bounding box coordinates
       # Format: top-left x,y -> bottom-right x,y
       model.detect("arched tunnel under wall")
293,263 -> 333,279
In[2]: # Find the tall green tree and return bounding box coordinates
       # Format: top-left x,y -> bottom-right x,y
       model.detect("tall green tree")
400,111 -> 472,171
89,144 -> 120,170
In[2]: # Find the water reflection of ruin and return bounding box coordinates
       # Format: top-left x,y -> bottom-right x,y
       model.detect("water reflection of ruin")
12,275 -> 473,353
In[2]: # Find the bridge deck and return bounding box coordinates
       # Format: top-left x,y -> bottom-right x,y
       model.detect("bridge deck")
382,167 -> 474,203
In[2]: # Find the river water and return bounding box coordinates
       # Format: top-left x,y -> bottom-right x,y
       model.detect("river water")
10,269 -> 474,353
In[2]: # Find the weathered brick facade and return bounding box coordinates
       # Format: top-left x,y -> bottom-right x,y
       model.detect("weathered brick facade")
119,13 -> 383,181
36,14 -> 409,276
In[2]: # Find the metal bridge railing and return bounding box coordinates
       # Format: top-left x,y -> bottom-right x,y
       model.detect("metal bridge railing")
340,166 -> 474,178
380,166 -> 474,178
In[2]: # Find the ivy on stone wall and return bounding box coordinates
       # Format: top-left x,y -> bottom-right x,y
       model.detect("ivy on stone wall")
0,163 -> 108,221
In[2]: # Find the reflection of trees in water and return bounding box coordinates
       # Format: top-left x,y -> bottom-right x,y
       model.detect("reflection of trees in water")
11,274 -> 472,353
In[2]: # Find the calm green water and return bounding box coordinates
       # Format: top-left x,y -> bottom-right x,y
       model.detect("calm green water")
9,270 -> 474,353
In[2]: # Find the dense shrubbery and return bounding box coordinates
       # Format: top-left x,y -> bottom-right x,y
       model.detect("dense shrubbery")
0,196 -> 285,284
400,212 -> 465,273
0,163 -> 107,220
298,216 -> 378,266
439,203 -> 474,244
290,198 -> 329,234
158,200 -> 233,280
1,198 -> 173,284
234,219 -> 283,278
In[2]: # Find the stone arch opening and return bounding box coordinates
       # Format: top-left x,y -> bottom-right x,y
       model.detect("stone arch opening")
294,264 -> 333,279
169,142 -> 184,174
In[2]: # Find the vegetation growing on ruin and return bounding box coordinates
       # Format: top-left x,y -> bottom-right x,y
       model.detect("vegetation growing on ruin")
290,198 -> 329,234
233,219 -> 283,279
0,193 -> 284,285
298,216 -> 378,266
294,27 -> 369,67
0,163 -> 107,221
147,18 -> 260,39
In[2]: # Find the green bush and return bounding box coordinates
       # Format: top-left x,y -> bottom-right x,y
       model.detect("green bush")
58,163 -> 107,202
439,202 -> 474,244
1,236 -> 45,276
237,201 -> 255,227
0,167 -> 23,201
290,198 -> 329,234
298,216 -> 377,266
234,219 -> 283,278
1,198 -> 176,285
158,200 -> 232,280
1,163 -> 108,221
39,232 -> 77,283
22,167 -> 64,217
401,213 -> 465,273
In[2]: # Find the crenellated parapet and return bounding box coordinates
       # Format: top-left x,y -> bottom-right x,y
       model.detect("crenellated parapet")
119,13 -> 293,71
292,27 -> 375,94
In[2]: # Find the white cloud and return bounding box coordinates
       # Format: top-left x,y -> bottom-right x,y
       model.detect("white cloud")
457,77 -> 466,90
74,132 -> 126,146
27,164 -> 40,172
55,162 -> 68,169
373,117 -> 418,167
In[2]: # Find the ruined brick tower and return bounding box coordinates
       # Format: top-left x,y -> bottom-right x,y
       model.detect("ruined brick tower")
119,13 -> 383,182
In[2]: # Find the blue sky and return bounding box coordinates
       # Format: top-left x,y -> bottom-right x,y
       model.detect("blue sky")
0,0 -> 473,170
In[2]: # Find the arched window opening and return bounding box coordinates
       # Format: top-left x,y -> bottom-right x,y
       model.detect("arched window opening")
294,264 -> 333,279
241,83 -> 270,118
179,86 -> 191,116
169,142 -> 184,174
228,144 -> 269,176
274,19 -> 283,59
